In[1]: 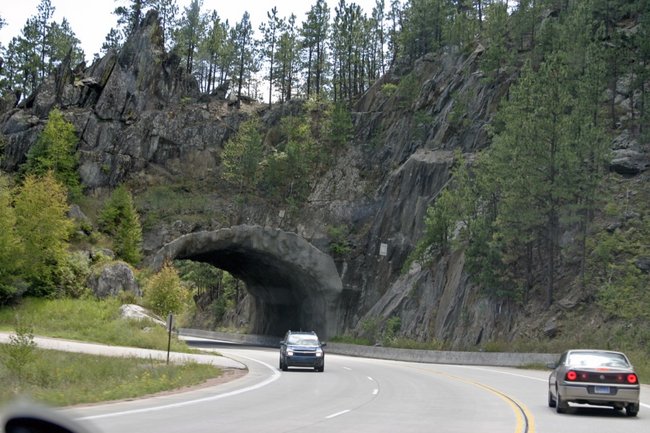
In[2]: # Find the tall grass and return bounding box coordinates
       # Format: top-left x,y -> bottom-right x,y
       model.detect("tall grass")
0,298 -> 190,352
0,347 -> 221,406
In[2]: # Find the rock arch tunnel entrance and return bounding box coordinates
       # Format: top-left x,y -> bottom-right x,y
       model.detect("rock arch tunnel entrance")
152,225 -> 343,339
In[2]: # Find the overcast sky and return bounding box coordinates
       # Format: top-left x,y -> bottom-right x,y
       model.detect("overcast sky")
1,0 -> 384,61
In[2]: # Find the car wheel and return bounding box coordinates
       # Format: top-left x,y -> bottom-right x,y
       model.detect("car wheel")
548,388 -> 556,408
626,403 -> 639,417
556,388 -> 568,414
315,365 -> 324,372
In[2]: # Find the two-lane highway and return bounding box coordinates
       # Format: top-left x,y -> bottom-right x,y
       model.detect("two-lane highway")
67,339 -> 649,433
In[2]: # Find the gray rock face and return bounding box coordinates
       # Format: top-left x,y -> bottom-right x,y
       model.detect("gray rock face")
88,262 -> 141,299
0,10 -> 240,189
153,225 -> 343,339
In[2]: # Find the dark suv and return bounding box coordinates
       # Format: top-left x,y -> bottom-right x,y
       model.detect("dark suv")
279,331 -> 326,372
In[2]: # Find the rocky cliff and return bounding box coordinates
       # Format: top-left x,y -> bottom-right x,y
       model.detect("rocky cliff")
1,11 -> 647,347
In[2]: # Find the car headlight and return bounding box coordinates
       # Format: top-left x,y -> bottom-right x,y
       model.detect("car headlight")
316,349 -> 323,357
287,350 -> 294,356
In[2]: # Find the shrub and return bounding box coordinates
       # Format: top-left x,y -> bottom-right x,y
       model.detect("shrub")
144,262 -> 190,317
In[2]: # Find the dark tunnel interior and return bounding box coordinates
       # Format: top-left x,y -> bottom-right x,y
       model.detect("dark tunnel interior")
186,247 -> 324,337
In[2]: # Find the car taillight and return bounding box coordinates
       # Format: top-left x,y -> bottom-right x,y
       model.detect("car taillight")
566,370 -> 578,381
627,374 -> 638,384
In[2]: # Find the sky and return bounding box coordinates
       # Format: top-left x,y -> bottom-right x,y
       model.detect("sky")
0,0 -> 383,61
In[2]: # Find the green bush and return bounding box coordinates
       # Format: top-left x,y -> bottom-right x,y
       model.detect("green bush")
0,324 -> 37,384
144,263 -> 190,317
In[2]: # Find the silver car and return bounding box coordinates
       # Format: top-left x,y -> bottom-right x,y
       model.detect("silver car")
548,349 -> 640,416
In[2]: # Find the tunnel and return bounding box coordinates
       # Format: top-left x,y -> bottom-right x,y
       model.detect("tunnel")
152,225 -> 343,339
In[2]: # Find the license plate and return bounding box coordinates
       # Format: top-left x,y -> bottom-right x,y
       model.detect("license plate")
594,386 -> 610,394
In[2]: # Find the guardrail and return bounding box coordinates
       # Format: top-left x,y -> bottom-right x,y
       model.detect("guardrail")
179,328 -> 558,368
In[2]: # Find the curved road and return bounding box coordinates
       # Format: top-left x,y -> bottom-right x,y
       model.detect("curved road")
59,337 -> 649,433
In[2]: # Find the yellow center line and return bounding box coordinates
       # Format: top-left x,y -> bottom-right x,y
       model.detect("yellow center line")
405,365 -> 536,433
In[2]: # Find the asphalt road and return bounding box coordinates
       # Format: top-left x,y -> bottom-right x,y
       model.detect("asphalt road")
59,337 -> 649,433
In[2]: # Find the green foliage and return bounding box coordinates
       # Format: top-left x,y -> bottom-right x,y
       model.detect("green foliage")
327,225 -> 352,257
407,152 -> 470,269
0,323 -> 37,384
99,185 -> 143,265
0,176 -> 22,303
221,117 -> 264,194
382,316 -> 402,345
144,262 -> 190,317
261,114 -> 316,204
327,103 -> 354,150
0,297 -> 192,352
22,108 -> 81,199
55,251 -> 92,298
14,172 -> 73,297
479,2 -> 513,80
380,82 -> 398,96
396,72 -> 419,110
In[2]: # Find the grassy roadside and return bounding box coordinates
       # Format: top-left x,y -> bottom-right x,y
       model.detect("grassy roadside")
0,297 -> 190,352
0,345 -> 222,407
0,298 -> 232,407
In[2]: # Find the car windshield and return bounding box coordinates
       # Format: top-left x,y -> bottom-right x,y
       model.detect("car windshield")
287,335 -> 319,346
567,351 -> 630,368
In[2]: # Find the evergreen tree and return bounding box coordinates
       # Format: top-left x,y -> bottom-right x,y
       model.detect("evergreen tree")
232,12 -> 256,102
14,172 -> 72,297
99,185 -> 143,265
302,0 -> 330,98
274,14 -> 300,102
113,0 -> 149,40
221,117 -> 264,194
260,7 -> 283,106
175,0 -> 205,74
197,11 -> 228,93
22,108 -> 81,198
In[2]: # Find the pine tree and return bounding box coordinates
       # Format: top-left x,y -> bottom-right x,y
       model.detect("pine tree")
302,0 -> 330,98
274,14 -> 300,102
99,185 -> 143,265
221,117 -> 264,194
175,0 -> 205,74
22,108 -> 81,198
260,7 -> 283,105
232,12 -> 256,102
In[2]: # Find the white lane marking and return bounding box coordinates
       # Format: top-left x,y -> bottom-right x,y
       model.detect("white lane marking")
343,367 -> 352,371
367,376 -> 374,381
372,389 -> 379,395
325,410 -> 350,419
77,355 -> 280,421
641,402 -> 650,409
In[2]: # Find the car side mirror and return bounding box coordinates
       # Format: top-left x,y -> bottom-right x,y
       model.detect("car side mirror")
546,362 -> 557,369
321,342 -> 327,347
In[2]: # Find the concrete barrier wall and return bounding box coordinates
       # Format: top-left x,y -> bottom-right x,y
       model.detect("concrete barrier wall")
179,328 -> 559,368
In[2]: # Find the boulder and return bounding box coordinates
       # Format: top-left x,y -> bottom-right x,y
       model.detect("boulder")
119,304 -> 165,327
88,261 -> 141,299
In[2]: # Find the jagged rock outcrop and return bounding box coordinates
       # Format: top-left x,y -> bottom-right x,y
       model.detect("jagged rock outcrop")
0,10 -> 243,189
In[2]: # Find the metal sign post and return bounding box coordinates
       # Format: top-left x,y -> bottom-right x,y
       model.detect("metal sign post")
166,313 -> 173,365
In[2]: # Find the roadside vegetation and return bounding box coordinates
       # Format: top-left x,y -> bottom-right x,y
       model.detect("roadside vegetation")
0,297 -> 191,352
0,326 -> 221,407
